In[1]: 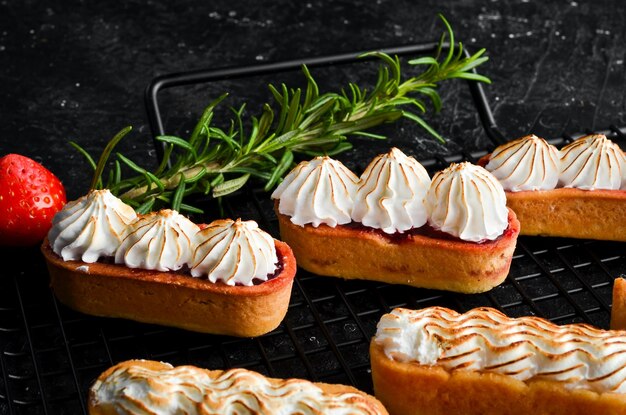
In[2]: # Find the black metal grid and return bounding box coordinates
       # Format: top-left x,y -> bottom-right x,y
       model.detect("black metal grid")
0,43 -> 625,415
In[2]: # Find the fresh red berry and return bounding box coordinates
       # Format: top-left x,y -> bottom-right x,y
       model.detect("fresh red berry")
0,154 -> 67,246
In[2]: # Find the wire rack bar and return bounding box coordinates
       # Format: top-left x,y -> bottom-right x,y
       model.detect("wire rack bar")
13,278 -> 48,415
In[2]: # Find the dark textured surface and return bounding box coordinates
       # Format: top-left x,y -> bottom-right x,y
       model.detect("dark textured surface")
0,2 -> 625,414
1,1 -> 625,198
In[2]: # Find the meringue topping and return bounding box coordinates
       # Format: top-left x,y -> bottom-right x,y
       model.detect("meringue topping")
91,362 -> 382,415
115,209 -> 199,272
426,162 -> 508,242
48,189 -> 137,262
376,307 -> 626,393
271,156 -> 359,227
559,134 -> 626,190
191,219 -> 277,286
351,148 -> 431,233
485,134 -> 560,191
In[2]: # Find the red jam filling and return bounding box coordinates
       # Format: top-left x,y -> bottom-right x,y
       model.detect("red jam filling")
340,221 -> 511,245
90,255 -> 283,286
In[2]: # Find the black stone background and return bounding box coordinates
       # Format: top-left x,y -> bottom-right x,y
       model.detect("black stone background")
1,1 -> 624,198
0,1 -> 625,414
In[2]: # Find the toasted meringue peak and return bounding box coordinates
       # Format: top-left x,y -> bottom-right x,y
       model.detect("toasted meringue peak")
91,363 -> 382,415
351,148 -> 431,234
376,307 -> 626,393
190,219 -> 278,286
485,134 -> 560,191
271,156 -> 359,227
559,134 -> 626,190
48,189 -> 137,263
426,162 -> 508,242
115,209 -> 199,272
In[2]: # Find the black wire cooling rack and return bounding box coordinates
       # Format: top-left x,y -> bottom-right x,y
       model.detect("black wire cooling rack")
1,42 -> 625,415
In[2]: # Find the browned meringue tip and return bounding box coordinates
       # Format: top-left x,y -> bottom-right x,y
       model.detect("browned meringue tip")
561,133 -> 612,151
440,161 -> 477,173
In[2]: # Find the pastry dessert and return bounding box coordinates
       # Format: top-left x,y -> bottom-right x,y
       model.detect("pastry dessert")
371,306 -> 626,415
89,359 -> 388,414
611,276 -> 626,330
480,134 -> 626,241
42,189 -> 297,337
272,150 -> 520,293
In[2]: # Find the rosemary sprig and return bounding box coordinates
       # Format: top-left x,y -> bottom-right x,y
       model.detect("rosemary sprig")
74,14 -> 490,214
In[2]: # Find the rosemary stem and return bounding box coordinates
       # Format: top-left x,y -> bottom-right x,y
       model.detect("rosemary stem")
119,163 -> 219,201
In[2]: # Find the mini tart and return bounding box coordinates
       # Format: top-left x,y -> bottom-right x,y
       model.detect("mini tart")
478,154 -> 626,241
89,360 -> 388,415
369,340 -> 626,415
611,277 -> 626,330
275,201 -> 520,293
41,236 -> 296,337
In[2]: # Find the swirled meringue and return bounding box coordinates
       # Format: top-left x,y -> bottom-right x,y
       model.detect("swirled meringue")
271,156 -> 359,227
376,307 -> 626,393
47,189 -> 137,262
351,148 -> 431,234
190,219 -> 277,286
115,209 -> 199,272
485,134 -> 560,191
91,362 -> 383,415
426,162 -> 508,242
559,134 -> 626,190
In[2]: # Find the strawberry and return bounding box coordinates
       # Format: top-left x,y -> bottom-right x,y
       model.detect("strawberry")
0,154 -> 67,246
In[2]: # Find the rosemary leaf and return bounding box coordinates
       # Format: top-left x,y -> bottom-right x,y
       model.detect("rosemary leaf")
157,136 -> 198,160
172,174 -> 186,212
213,174 -> 250,198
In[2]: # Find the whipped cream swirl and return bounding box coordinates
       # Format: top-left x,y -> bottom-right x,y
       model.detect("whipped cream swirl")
191,219 -> 277,286
559,134 -> 626,190
376,307 -> 626,393
115,210 -> 199,272
91,362 -> 383,415
48,189 -> 137,262
351,148 -> 431,233
426,162 -> 508,242
271,156 -> 359,227
485,134 -> 560,191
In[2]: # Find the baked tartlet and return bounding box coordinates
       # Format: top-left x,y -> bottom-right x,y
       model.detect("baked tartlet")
42,189 -> 296,337
371,306 -> 626,415
89,360 -> 388,414
272,149 -> 520,293
611,276 -> 626,330
480,134 -> 626,241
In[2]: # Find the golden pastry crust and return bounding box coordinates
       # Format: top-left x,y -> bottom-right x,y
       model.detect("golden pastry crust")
41,237 -> 296,337
478,154 -> 626,241
369,341 -> 626,415
276,202 -> 520,293
89,359 -> 389,415
611,277 -> 626,330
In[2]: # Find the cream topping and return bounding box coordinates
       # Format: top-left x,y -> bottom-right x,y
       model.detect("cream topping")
375,307 -> 626,393
559,134 -> 626,190
190,219 -> 277,286
351,148 -> 431,233
115,210 -> 199,272
485,134 -> 560,191
47,189 -> 137,262
91,363 -> 382,415
426,162 -> 508,242
271,156 -> 359,227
